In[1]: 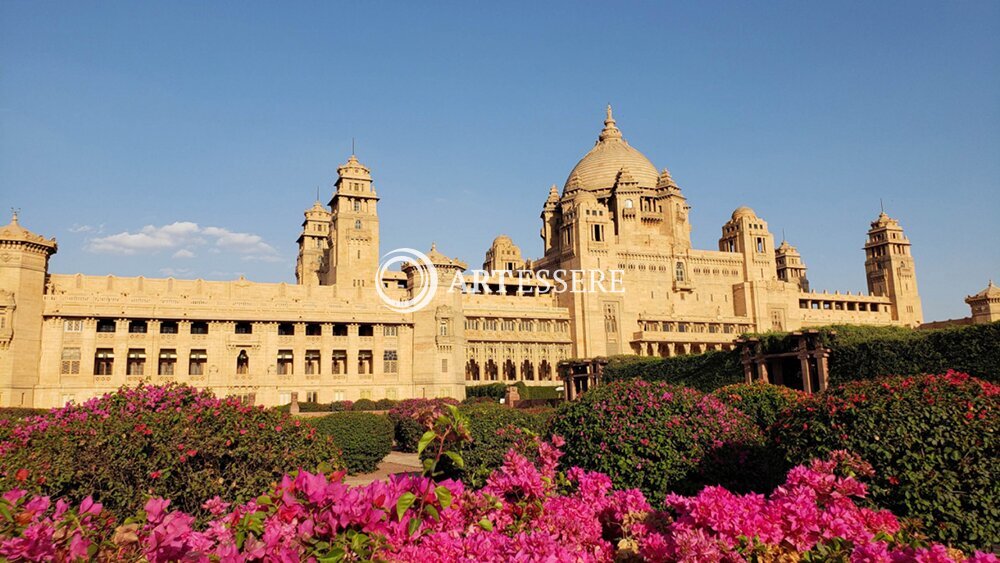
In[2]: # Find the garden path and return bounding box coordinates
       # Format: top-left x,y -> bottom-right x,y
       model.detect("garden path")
343,451 -> 422,486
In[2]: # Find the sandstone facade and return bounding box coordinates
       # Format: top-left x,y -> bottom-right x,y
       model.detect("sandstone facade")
1,108 -> 924,408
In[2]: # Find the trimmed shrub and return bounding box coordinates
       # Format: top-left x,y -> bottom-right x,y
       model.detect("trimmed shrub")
329,400 -> 353,412
712,382 -> 804,431
433,403 -> 549,487
602,350 -> 743,391
311,412 -> 394,474
387,398 -> 460,452
466,383 -> 507,401
351,398 -> 378,411
373,398 -> 397,410
0,384 -> 342,519
772,371 -> 999,550
550,380 -> 769,504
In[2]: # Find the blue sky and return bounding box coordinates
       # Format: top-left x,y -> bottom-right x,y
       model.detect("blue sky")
1,1 -> 998,322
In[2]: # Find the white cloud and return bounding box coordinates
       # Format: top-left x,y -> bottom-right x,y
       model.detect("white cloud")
86,221 -> 280,261
159,267 -> 193,277
69,224 -> 93,233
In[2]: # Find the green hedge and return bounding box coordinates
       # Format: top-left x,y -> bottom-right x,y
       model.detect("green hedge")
602,350 -> 743,391
466,383 -> 506,401
815,322 -> 999,385
514,382 -> 562,400
310,412 -> 394,474
602,322 -> 1000,391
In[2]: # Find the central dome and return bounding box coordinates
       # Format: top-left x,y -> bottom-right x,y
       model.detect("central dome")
564,106 -> 659,192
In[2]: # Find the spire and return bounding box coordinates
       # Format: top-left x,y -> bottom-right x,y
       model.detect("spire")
656,168 -> 678,189
10,209 -> 18,225
546,184 -> 560,202
598,104 -> 623,142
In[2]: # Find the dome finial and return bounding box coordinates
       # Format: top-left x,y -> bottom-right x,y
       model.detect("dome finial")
10,208 -> 19,225
599,104 -> 622,142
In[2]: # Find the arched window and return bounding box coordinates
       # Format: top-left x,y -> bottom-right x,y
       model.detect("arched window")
675,261 -> 686,282
354,220 -> 362,230
236,350 -> 249,375
624,199 -> 634,209
353,200 -> 361,212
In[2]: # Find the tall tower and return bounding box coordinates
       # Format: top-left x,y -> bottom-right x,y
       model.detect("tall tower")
0,212 -> 57,407
864,212 -> 922,326
295,201 -> 332,285
775,239 -> 809,292
326,155 -> 380,288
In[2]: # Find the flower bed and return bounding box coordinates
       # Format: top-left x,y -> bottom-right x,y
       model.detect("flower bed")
0,384 -> 342,519
1,439 -> 995,562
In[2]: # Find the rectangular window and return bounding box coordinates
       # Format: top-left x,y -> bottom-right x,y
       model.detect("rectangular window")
63,320 -> 83,332
128,321 -> 148,334
277,350 -> 294,375
305,350 -> 321,375
189,350 -> 207,375
331,350 -> 347,375
96,319 -> 116,333
127,349 -> 146,375
332,389 -> 345,401
61,347 -> 81,375
306,391 -> 319,403
190,322 -> 208,335
359,389 -> 372,400
160,321 -> 178,334
386,388 -> 397,400
158,349 -> 177,375
95,349 -> 114,375
383,325 -> 397,337
441,358 -> 449,373
383,350 -> 398,374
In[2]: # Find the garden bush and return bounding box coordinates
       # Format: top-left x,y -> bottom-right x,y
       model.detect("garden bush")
0,407 -> 47,421
329,400 -> 353,412
0,384 -> 342,519
773,371 -> 999,550
712,382 -> 804,430
432,402 -> 549,487
351,398 -> 378,411
311,412 -> 393,474
373,398 -> 396,410
466,383 -> 507,401
550,379 -> 771,504
387,398 -> 460,452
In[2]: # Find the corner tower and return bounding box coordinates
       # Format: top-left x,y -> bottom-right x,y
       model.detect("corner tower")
326,155 -> 380,288
864,212 -> 922,326
0,212 -> 57,407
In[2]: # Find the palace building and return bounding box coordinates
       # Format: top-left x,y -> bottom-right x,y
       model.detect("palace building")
1,107 -> 924,408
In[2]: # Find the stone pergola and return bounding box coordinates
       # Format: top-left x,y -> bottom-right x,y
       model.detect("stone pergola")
736,330 -> 832,393
557,357 -> 608,401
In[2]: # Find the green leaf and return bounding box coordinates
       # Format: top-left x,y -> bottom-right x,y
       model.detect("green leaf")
256,494 -> 273,506
425,504 -> 440,521
395,492 -> 416,520
478,518 -> 494,531
443,450 -> 465,469
417,430 -> 436,455
434,485 -> 453,509
407,516 -> 421,536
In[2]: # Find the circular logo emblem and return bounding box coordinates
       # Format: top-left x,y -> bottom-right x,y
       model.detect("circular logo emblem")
375,247 -> 438,313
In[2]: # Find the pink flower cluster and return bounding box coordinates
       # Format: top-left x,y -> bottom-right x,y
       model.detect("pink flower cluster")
1,439 -> 995,562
